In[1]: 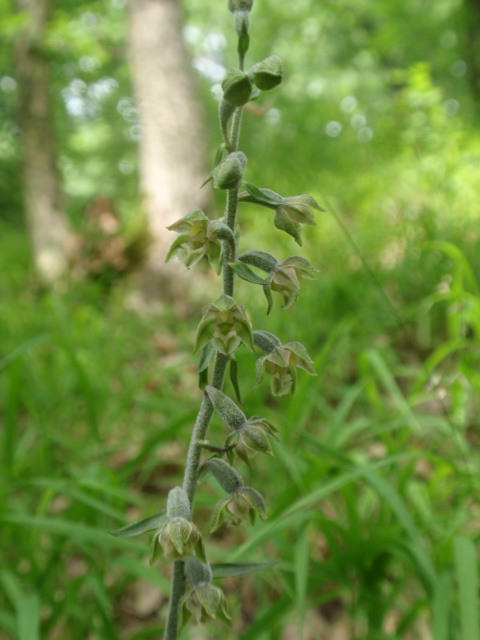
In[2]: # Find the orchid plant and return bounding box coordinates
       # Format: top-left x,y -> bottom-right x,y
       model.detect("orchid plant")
114,2 -> 320,637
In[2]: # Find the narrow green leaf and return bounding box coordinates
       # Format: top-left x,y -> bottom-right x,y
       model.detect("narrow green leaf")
454,536 -> 479,640
294,524 -> 310,639
18,593 -> 40,640
110,511 -> 167,538
2,515 -> 146,550
211,561 -> 277,578
432,570 -> 453,640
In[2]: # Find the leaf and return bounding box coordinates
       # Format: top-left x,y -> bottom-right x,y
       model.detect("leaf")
229,357 -> 242,404
110,511 -> 167,538
294,524 -> 310,638
454,536 -> 479,640
211,561 -> 277,578
230,261 -> 270,285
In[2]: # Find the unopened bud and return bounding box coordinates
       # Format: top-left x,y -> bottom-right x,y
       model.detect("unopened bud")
222,68 -> 252,106
213,151 -> 247,190
251,55 -> 283,90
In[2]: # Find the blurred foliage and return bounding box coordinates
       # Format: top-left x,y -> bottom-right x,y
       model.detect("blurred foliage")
1,0 -> 480,638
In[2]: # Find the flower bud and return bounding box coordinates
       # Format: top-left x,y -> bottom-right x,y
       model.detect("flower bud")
213,151 -> 247,190
185,558 -> 212,586
166,486 -> 191,520
251,55 -> 283,90
222,68 -> 252,106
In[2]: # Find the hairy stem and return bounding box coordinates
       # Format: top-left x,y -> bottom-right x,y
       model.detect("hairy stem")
163,101 -> 244,639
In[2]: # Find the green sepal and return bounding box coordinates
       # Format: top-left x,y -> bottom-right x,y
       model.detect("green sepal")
200,457 -> 244,494
197,341 -> 214,374
242,486 -> 267,521
229,357 -> 242,404
165,232 -> 189,263
211,561 -> 277,578
230,261 -> 270,285
205,385 -> 247,430
110,510 -> 167,538
279,256 -> 319,279
284,341 -> 317,375
274,207 -> 302,245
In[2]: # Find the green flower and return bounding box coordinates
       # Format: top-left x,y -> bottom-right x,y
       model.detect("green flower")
226,416 -> 278,464
195,294 -> 254,356
274,195 -> 320,245
166,210 -> 226,273
210,486 -> 266,531
269,256 -> 319,309
150,517 -> 205,563
181,582 -> 231,625
256,341 -> 316,396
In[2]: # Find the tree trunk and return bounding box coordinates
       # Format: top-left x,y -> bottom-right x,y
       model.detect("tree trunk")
128,0 -> 209,306
15,0 -> 70,285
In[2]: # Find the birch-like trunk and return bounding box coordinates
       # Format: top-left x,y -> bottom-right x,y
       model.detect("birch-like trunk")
15,0 -> 70,284
128,0 -> 208,286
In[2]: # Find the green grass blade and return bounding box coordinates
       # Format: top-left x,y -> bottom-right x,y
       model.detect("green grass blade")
17,593 -> 40,640
432,570 -> 453,640
454,536 -> 479,640
294,523 -> 310,639
3,514 -> 147,551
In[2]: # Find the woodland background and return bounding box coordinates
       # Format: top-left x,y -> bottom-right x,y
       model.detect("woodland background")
1,0 -> 480,638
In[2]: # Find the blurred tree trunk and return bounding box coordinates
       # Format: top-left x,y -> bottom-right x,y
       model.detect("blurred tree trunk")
14,0 -> 70,285
128,0 -> 209,305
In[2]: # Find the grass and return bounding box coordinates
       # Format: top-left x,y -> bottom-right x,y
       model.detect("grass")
1,215 -> 479,639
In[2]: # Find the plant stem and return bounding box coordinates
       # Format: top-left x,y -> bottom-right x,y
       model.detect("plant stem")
162,104 -> 244,640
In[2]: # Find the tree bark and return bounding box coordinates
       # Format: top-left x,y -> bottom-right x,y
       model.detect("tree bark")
15,0 -> 70,284
128,0 -> 209,303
